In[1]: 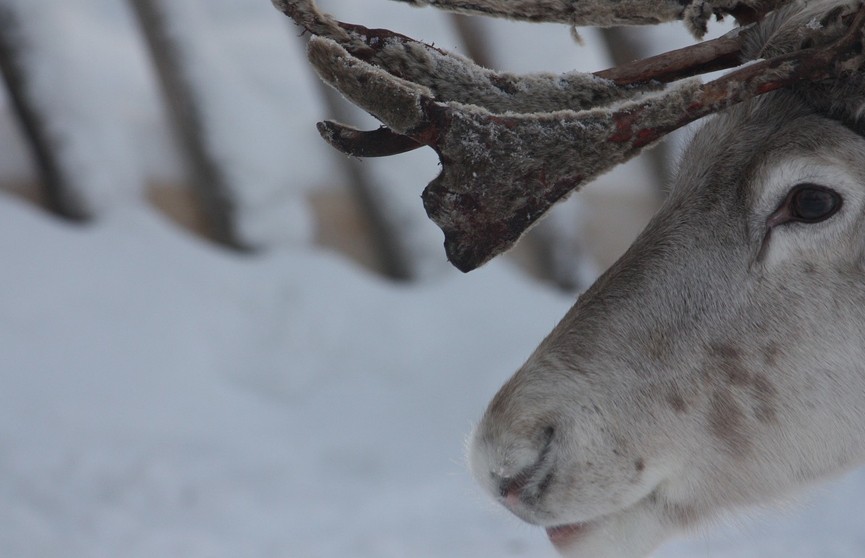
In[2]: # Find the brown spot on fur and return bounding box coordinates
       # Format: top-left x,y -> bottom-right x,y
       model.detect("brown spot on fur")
710,344 -> 751,386
708,390 -> 751,457
762,343 -> 781,366
666,390 -> 688,413
721,358 -> 751,386
751,374 -> 775,398
646,329 -> 673,363
803,261 -> 817,274
710,344 -> 740,361
751,375 -> 778,424
703,344 -> 779,427
634,458 -> 645,472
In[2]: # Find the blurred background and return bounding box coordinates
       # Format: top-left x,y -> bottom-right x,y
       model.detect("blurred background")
0,0 -> 862,556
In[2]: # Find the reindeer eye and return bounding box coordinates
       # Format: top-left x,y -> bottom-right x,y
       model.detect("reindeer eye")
788,184 -> 842,223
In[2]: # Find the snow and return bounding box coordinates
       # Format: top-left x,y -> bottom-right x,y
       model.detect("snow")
2,178 -> 865,558
0,1 -> 863,557
0,195 -> 571,558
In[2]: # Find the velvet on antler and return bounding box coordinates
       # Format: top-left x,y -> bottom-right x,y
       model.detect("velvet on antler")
274,0 -> 865,272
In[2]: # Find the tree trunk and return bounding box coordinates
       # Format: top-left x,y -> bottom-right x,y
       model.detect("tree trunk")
129,0 -> 246,250
0,3 -> 87,220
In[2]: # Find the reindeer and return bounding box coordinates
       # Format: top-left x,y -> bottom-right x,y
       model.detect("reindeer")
276,0 -> 865,555
469,77 -> 865,556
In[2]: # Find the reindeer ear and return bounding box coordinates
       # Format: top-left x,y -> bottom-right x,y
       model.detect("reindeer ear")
742,0 -> 857,57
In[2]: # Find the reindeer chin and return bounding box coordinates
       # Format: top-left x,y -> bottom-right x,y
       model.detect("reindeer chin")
543,495 -> 672,558
546,522 -> 589,550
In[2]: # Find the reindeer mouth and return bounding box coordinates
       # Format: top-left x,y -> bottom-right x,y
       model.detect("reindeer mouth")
542,486 -> 664,554
545,522 -> 590,550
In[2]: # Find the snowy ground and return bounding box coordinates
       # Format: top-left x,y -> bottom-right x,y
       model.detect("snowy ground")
0,1 -> 863,557
2,189 -> 865,558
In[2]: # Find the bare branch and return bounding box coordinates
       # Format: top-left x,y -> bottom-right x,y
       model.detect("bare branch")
0,4 -> 88,220
130,0 -> 247,250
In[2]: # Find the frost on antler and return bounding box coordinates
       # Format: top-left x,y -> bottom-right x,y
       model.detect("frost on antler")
274,0 -> 865,272
303,33 -> 701,270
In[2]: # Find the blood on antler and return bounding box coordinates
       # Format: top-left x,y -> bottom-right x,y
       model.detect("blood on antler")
274,0 -> 865,272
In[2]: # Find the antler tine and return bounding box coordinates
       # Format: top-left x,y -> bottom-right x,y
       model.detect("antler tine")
271,0 -> 352,42
392,0 -> 695,29
334,22 -> 661,114
316,122 -> 424,158
307,38 -> 431,136
278,0 -> 663,119
390,0 -> 792,37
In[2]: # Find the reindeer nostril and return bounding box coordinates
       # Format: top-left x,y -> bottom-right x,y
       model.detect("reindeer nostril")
497,471 -> 530,499
537,470 -> 555,494
493,425 -> 557,503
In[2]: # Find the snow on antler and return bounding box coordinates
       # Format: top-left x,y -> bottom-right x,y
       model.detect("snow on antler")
273,0 -> 865,271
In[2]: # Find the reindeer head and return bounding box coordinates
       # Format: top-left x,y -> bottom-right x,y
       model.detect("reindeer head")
468,4 -> 865,555
469,89 -> 865,556
275,0 -> 865,555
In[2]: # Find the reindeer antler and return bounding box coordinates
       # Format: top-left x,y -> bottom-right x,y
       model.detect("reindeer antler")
274,0 -> 865,272
374,0 -> 789,37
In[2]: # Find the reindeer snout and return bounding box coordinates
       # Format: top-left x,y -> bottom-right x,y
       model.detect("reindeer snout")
470,420 -> 557,520
496,426 -> 554,490
469,362 -> 645,526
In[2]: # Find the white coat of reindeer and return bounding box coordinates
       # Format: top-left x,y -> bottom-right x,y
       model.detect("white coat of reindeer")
468,2 -> 865,556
